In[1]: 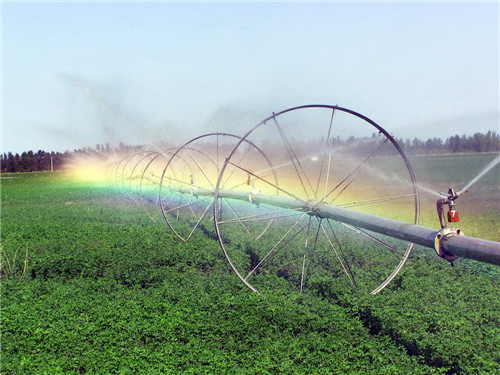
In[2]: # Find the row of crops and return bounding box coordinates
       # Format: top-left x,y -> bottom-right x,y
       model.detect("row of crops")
2,169 -> 499,373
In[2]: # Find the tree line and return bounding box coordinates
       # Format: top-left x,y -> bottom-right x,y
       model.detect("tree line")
397,130 -> 499,154
1,150 -> 65,173
1,131 -> 498,173
0,143 -> 144,174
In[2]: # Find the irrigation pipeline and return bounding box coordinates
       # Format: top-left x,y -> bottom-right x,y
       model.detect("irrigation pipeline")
178,187 -> 500,266
107,105 -> 499,295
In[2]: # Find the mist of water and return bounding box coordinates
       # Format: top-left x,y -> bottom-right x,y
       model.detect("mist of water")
415,183 -> 443,198
64,76 -> 187,150
459,155 -> 500,194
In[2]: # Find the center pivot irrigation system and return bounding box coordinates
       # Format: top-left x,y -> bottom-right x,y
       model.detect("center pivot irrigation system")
108,105 -> 500,295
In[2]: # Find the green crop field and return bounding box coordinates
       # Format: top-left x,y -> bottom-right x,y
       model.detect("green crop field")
1,152 -> 499,374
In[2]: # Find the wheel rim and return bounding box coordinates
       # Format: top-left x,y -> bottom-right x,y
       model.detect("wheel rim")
159,133 -> 277,243
214,105 -> 420,295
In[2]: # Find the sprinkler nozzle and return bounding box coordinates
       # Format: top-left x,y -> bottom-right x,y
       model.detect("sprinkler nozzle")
436,187 -> 463,229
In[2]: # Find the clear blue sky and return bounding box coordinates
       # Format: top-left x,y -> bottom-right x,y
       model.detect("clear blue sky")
2,1 -> 499,153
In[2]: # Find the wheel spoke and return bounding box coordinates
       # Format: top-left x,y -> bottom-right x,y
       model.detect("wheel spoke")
184,199 -> 214,241
226,160 -> 308,205
220,146 -> 253,190
273,116 -> 315,199
314,108 -> 336,200
223,199 -> 251,234
322,138 -> 389,204
185,148 -> 215,189
300,217 -> 323,293
321,220 -> 356,286
300,216 -> 314,293
245,212 -> 309,281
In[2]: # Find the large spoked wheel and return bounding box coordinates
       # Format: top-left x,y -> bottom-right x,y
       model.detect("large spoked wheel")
107,149 -> 175,221
136,150 -> 175,221
214,105 -> 420,295
108,152 -> 144,194
159,133 -> 277,243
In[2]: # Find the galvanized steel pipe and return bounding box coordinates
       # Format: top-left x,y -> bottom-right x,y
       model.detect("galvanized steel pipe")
214,189 -> 500,266
169,187 -> 500,266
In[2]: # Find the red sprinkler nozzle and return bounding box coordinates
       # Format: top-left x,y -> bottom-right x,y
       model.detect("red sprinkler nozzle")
436,188 -> 461,229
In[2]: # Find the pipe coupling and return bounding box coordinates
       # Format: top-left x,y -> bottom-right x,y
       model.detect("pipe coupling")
434,227 -> 463,263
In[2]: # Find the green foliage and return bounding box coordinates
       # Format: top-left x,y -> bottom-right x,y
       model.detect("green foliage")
1,169 -> 499,374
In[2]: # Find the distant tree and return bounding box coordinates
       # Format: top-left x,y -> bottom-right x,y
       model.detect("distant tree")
448,135 -> 460,152
472,133 -> 486,152
489,131 -> 500,151
19,151 -> 35,172
36,150 -> 51,171
412,137 -> 424,152
0,154 -> 7,173
404,138 -> 411,153
14,153 -> 20,172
